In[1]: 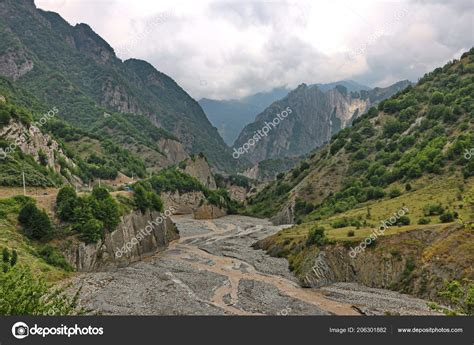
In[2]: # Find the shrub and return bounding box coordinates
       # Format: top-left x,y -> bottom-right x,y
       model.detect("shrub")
423,203 -> 444,216
38,245 -> 73,271
440,212 -> 455,223
347,230 -> 355,237
389,188 -> 401,198
395,215 -> 411,226
418,217 -> 431,225
56,185 -> 77,222
0,266 -> 82,315
81,219 -> 103,243
18,202 -> 53,240
306,226 -> 327,246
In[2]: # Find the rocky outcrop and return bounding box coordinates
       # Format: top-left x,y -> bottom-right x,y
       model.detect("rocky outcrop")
158,138 -> 189,166
193,202 -> 226,219
259,224 -> 472,302
179,155 -> 217,189
61,209 -> 179,271
0,120 -> 82,184
0,49 -> 33,81
161,191 -> 206,215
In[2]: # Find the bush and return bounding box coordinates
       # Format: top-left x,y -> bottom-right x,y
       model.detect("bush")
347,230 -> 355,237
423,203 -> 445,216
418,217 -> 431,225
440,212 -> 455,223
395,215 -> 411,226
306,226 -> 327,246
389,188 -> 401,198
18,202 -> 53,240
38,245 -> 73,271
81,218 -> 103,243
0,266 -> 82,315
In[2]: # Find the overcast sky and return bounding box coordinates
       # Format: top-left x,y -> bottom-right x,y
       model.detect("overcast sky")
36,0 -> 473,100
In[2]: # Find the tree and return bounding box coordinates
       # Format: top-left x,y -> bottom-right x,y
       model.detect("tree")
133,184 -> 150,213
306,226 -> 327,246
82,219 -> 103,243
56,185 -> 77,222
10,250 -> 17,267
18,202 -> 53,240
2,248 -> 9,264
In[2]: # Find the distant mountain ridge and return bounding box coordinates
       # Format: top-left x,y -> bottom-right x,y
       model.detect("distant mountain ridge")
233,80 -> 412,164
200,81 -> 371,146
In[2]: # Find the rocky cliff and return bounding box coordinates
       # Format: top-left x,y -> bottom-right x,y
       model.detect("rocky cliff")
61,209 -> 179,271
257,224 -> 473,302
178,154 -> 217,189
234,81 -> 411,164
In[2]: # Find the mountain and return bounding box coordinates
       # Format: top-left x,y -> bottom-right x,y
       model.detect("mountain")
312,80 -> 371,92
0,0 -> 235,172
200,81 -> 370,146
233,80 -> 412,164
247,49 -> 474,303
199,87 -> 290,145
247,49 -> 473,223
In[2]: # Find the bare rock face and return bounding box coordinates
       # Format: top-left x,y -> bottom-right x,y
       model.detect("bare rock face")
179,155 -> 217,189
234,81 -> 411,164
158,138 -> 189,166
0,50 -> 34,81
193,202 -> 227,220
0,120 -> 81,183
161,191 -> 206,215
61,209 -> 179,271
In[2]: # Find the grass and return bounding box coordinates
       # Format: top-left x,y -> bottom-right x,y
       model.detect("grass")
0,197 -> 71,281
268,175 -> 473,248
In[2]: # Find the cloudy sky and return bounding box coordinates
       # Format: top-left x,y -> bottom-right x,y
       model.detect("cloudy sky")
36,0 -> 473,100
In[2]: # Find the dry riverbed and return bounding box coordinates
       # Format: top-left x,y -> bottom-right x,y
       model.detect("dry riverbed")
71,215 -> 437,315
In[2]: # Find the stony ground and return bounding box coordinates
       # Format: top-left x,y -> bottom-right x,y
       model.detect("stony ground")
72,215 -> 438,315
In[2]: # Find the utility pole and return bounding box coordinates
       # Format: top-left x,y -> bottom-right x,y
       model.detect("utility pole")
22,171 -> 26,196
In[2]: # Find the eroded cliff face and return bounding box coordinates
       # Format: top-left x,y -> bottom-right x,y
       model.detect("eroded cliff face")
257,224 -> 472,302
178,155 -> 217,189
0,120 -> 82,184
234,81 -> 411,165
61,209 -> 179,271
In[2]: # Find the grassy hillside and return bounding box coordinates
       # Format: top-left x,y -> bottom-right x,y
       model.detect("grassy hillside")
249,49 -> 474,304
247,48 -> 474,221
0,0 -> 236,172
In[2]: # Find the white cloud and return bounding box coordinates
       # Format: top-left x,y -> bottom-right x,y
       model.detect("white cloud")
36,0 -> 474,99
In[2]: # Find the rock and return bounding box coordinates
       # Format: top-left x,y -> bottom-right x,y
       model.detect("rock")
0,95 -> 5,103
61,209 -> 179,271
179,154 -> 217,189
193,203 -> 226,219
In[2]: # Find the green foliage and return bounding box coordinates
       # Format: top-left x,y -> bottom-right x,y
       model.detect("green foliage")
389,188 -> 402,198
439,212 -> 455,223
430,280 -> 474,316
56,185 -> 77,222
55,185 -> 121,242
133,183 -> 163,214
18,202 -> 53,240
418,217 -> 431,225
395,215 -> 411,226
423,203 -> 445,216
306,226 -> 327,246
37,245 -> 73,271
81,218 -> 103,244
0,265 -> 82,315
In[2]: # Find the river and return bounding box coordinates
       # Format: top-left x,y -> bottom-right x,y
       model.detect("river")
72,215 -> 436,315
